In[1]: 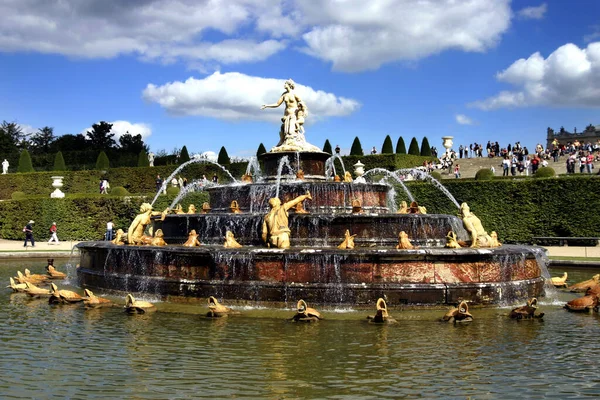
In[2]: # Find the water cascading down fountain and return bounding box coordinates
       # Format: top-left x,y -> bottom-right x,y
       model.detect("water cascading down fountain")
77,78 -> 546,305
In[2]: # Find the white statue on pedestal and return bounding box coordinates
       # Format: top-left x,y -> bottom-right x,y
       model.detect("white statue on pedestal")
261,79 -> 320,153
2,159 -> 8,174
148,152 -> 155,167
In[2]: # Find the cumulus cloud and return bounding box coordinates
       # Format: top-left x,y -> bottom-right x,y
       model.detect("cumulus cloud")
0,0 -> 286,66
0,0 -> 512,72
297,0 -> 512,72
471,42 -> 600,110
455,114 -> 474,125
142,71 -> 361,121
517,4 -> 547,20
81,121 -> 152,140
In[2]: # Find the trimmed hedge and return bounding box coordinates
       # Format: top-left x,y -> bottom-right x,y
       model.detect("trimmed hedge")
0,162 -> 249,200
403,175 -> 600,243
535,166 -> 555,178
342,154 -> 436,172
0,191 -> 209,241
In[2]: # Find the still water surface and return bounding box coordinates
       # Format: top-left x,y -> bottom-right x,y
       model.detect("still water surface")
1,258 -> 600,399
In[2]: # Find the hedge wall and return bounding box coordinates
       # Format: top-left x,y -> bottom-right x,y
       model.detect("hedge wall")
0,162 -> 249,200
0,192 -> 209,241
342,154 -> 436,172
403,175 -> 600,243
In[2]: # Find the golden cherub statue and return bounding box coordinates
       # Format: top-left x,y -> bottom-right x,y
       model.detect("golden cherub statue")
338,230 -> 357,249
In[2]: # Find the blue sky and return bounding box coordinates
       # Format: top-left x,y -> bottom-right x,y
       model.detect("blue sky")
1,0 -> 600,158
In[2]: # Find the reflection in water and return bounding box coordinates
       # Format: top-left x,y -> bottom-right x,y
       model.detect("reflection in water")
1,260 -> 600,398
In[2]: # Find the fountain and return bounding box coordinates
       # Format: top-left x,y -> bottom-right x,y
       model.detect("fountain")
76,79 -> 546,306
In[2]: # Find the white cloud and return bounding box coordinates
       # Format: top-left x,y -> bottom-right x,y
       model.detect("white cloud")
517,4 -> 547,20
455,114 -> 474,125
81,121 -> 152,140
142,71 -> 361,121
471,42 -> 600,110
17,124 -> 38,136
0,0 -> 512,72
0,0 -> 286,67
298,0 -> 512,72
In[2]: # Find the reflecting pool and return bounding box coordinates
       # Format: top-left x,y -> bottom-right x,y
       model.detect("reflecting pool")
2,259 -> 600,399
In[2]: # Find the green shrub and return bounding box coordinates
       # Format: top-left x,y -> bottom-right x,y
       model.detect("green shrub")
420,137 -> 432,156
396,137 -> 406,154
217,146 -> 231,165
535,166 -> 556,178
137,150 -> 150,167
257,143 -> 267,157
17,150 -> 34,173
179,146 -> 190,164
408,137 -> 420,156
110,186 -> 130,196
350,137 -> 364,156
475,168 -> 495,180
381,135 -> 394,154
11,191 -> 26,200
53,151 -> 67,171
322,140 -> 332,155
96,151 -> 110,170
430,171 -> 442,181
166,186 -> 180,196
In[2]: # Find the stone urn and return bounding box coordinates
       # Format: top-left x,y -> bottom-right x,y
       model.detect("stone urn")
50,176 -> 65,198
442,136 -> 454,155
353,160 -> 366,184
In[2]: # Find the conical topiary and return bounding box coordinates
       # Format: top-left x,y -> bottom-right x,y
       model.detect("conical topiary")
256,143 -> 267,157
323,139 -> 333,154
17,149 -> 34,173
138,150 -> 150,167
179,145 -> 190,164
350,137 -> 364,156
96,151 -> 110,170
396,137 -> 407,154
53,151 -> 66,171
408,137 -> 420,156
381,135 -> 394,154
217,146 -> 231,165
420,137 -> 432,156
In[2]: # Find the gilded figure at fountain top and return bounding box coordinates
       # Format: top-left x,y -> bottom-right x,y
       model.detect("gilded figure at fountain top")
261,79 -> 320,153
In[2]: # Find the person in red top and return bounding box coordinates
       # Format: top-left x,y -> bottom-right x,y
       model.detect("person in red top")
586,153 -> 594,173
48,222 -> 59,244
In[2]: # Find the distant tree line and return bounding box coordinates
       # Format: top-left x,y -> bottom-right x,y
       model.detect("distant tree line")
0,120 -> 152,171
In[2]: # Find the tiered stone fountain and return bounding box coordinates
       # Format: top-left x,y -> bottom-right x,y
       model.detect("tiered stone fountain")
77,79 -> 546,306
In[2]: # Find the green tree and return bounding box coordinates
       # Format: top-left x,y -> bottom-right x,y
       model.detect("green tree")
96,151 -> 110,170
0,121 -> 26,152
420,137 -> 432,156
30,126 -> 56,154
381,135 -> 394,154
86,121 -> 116,150
350,137 -> 364,156
119,132 -> 147,154
323,139 -> 333,154
217,146 -> 231,165
53,151 -> 66,171
179,145 -> 190,164
51,133 -> 87,153
138,150 -> 150,167
17,149 -> 34,173
256,143 -> 267,157
396,136 -> 407,154
408,137 -> 420,156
